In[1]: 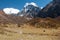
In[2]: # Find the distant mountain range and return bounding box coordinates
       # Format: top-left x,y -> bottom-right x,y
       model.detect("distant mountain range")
0,0 -> 60,24
2,0 -> 60,18
18,0 -> 60,18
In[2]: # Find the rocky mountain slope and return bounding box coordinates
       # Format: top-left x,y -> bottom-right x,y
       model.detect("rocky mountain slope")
18,2 -> 41,18
38,0 -> 60,18
0,0 -> 60,25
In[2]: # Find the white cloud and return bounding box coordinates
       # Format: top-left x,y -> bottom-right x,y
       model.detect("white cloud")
3,8 -> 20,14
24,2 -> 38,7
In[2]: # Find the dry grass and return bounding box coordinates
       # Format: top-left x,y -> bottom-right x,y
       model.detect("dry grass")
0,24 -> 60,40
27,18 -> 60,29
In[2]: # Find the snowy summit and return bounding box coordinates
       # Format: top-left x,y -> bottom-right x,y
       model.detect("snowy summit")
24,2 -> 38,7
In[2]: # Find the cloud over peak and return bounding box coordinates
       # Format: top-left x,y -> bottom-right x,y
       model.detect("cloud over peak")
3,8 -> 20,14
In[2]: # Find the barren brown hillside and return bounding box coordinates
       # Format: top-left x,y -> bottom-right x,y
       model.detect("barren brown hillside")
27,18 -> 60,29
0,11 -> 60,40
0,11 -> 28,24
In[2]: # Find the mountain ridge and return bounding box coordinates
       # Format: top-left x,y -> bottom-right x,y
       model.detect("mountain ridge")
0,0 -> 60,24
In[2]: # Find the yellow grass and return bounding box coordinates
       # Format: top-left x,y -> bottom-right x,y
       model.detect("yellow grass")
0,24 -> 60,40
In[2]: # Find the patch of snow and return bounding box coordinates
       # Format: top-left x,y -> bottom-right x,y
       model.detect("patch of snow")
20,14 -> 24,16
41,7 -> 43,9
26,18 -> 32,20
25,9 -> 28,12
24,2 -> 38,7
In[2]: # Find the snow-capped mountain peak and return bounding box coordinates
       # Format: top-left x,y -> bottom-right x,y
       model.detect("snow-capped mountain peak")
18,2 -> 41,18
24,2 -> 38,7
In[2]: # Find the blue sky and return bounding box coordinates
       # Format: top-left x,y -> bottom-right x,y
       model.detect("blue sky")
0,0 -> 52,10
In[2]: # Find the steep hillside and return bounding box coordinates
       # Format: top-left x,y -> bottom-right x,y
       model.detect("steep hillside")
38,0 -> 60,18
27,18 -> 60,29
0,10 -> 28,24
